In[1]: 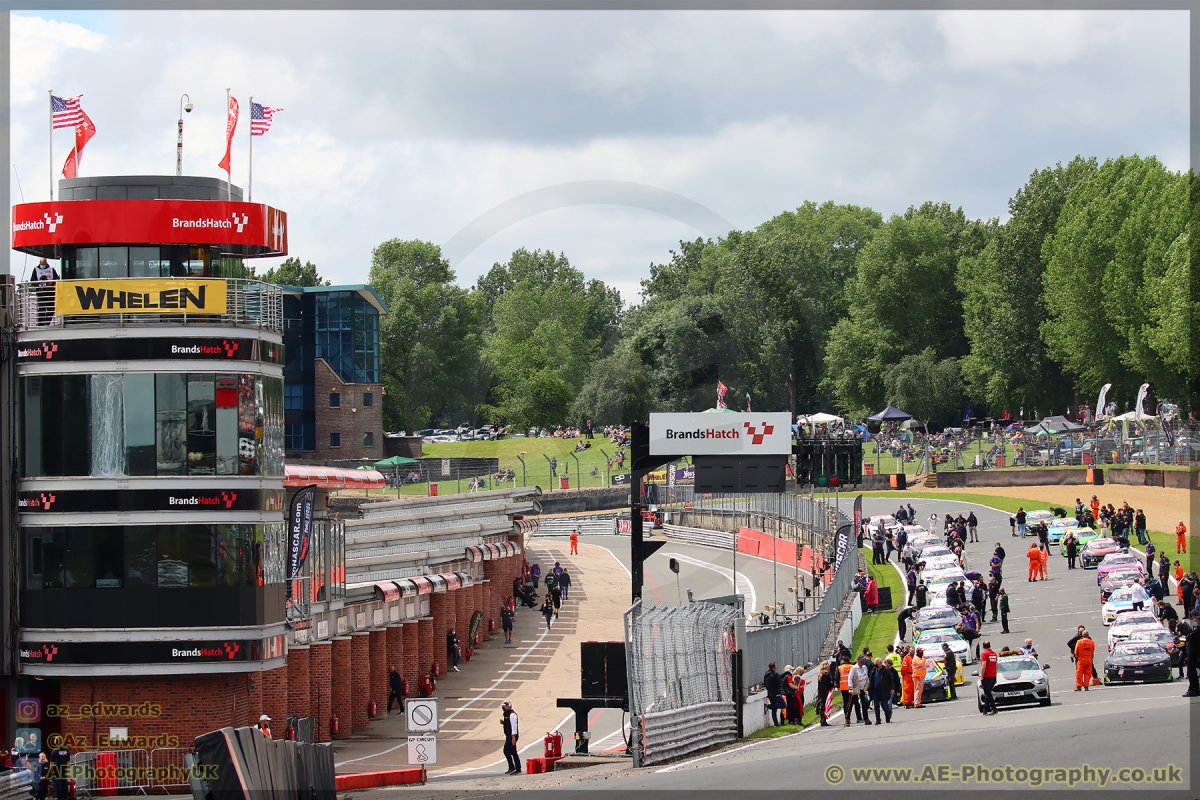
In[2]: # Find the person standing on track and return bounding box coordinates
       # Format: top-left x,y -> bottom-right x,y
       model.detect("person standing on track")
501,604 -> 514,644
558,568 -> 571,601
838,656 -> 859,727
988,577 -> 1001,623
901,647 -> 914,708
910,648 -> 928,708
998,589 -> 1010,633
1073,630 -> 1095,691
1065,532 -> 1079,570
1038,544 -> 1049,581
941,643 -> 958,700
968,511 -> 979,543
979,641 -> 998,715
501,701 -> 521,774
1177,520 -> 1188,554
1016,508 -> 1027,538
1027,542 -> 1041,582
897,604 -> 915,641
570,528 -> 579,555
872,657 -> 895,723
816,661 -> 834,726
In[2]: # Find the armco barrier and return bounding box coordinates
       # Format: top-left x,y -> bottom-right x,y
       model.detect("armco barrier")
640,702 -> 737,766
529,516 -> 616,537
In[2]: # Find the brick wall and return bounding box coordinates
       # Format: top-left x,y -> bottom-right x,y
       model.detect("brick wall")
350,633 -> 371,730
417,619 -> 433,679
331,638 -> 353,738
430,594 -> 452,674
402,623 -> 420,689
310,359 -> 384,463
261,666 -> 288,731
287,646 -> 311,719
57,675 -> 270,749
309,642 -> 332,743
368,630 -> 388,717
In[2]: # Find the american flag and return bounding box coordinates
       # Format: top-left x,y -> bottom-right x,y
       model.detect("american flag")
250,102 -> 282,136
52,95 -> 84,129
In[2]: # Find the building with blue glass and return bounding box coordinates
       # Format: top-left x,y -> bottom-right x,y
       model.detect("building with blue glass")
281,285 -> 387,463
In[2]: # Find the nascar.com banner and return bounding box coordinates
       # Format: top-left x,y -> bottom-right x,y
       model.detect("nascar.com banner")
288,486 -> 317,581
649,411 -> 792,456
13,200 -> 288,255
55,279 -> 227,315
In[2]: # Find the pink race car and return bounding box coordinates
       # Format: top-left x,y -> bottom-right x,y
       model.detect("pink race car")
1096,552 -> 1146,585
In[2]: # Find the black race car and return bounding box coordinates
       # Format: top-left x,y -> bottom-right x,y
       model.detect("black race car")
1126,629 -> 1184,667
1103,641 -> 1173,684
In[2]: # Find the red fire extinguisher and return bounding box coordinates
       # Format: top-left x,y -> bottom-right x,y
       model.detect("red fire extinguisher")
543,730 -> 563,759
285,726 -> 296,741
402,679 -> 412,696
464,648 -> 472,662
330,715 -> 340,736
432,660 -> 441,678
488,617 -> 496,632
368,700 -> 378,718
419,674 -> 434,697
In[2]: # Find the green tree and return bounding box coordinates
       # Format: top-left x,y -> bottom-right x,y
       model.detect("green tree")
717,202 -> 882,413
824,204 -> 979,418
369,240 -> 485,432
478,249 -> 622,428
256,256 -> 328,286
1041,156 -> 1190,402
884,348 -> 963,432
569,348 -> 654,425
957,157 -> 1097,416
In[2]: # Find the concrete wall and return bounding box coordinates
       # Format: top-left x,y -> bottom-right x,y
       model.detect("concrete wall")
932,469 -> 1093,488
537,486 -> 630,515
1106,467 -> 1200,490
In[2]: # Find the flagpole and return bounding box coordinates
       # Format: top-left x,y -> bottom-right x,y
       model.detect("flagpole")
48,90 -> 53,200
248,95 -> 253,203
225,88 -> 231,201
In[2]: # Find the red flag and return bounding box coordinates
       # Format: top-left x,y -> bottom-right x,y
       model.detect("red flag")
217,95 -> 239,175
61,109 -> 97,179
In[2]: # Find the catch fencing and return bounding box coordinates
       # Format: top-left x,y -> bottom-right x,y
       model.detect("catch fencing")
742,550 -> 859,693
624,600 -> 740,766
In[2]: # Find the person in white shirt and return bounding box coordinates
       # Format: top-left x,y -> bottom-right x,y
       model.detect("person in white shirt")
1130,580 -> 1149,611
848,657 -> 872,725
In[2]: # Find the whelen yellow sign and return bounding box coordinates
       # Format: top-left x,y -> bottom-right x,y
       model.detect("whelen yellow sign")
55,279 -> 228,315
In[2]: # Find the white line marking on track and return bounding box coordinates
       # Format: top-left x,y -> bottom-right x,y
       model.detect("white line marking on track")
661,552 -> 757,616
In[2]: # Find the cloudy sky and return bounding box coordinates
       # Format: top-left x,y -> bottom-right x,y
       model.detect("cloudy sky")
8,10 -> 1189,302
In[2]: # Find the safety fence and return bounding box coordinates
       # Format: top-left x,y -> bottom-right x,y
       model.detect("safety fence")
742,550 -> 859,694
624,600 -> 740,766
658,485 -> 848,559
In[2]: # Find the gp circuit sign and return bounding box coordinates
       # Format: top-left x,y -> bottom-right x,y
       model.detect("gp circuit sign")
649,412 -> 792,456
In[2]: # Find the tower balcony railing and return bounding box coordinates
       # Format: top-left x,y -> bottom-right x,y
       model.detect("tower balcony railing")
16,278 -> 283,333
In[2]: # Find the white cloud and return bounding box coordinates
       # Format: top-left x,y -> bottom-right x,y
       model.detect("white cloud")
935,10 -> 1132,69
10,14 -> 106,104
6,10 -> 1189,291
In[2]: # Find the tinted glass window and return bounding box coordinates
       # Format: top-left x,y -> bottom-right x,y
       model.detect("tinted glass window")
330,432 -> 340,447
155,373 -> 187,476
125,527 -> 156,587
187,377 -> 216,474
99,247 -> 129,278
329,392 -> 340,408
124,373 -> 156,475
74,248 -> 99,279
363,392 -> 373,407
130,247 -> 166,278
94,528 -> 123,588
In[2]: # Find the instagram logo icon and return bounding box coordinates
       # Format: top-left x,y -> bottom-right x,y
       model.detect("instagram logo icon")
14,698 -> 40,723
